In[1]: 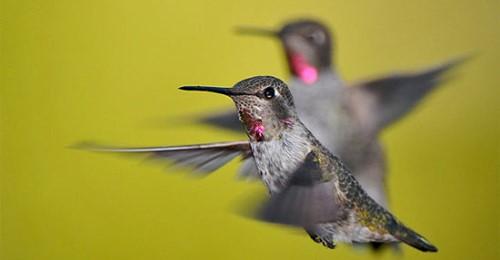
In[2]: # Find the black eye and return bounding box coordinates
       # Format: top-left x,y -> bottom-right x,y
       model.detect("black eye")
305,30 -> 325,45
306,34 -> 316,43
263,87 -> 275,99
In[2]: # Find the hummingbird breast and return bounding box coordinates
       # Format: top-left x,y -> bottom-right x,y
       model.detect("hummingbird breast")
250,124 -> 311,194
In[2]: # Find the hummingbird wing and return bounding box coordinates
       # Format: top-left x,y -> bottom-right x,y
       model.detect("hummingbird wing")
236,155 -> 260,179
349,56 -> 467,133
258,151 -> 339,227
76,141 -> 254,174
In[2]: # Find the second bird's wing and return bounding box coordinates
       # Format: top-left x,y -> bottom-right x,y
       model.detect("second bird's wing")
349,56 -> 467,133
197,110 -> 243,132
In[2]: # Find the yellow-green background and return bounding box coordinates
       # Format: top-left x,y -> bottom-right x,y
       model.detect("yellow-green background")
1,0 -> 498,259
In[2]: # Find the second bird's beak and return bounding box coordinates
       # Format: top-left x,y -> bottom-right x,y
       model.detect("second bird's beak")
235,26 -> 278,37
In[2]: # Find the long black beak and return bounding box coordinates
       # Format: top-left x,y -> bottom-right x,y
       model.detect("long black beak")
235,26 -> 277,37
179,86 -> 246,96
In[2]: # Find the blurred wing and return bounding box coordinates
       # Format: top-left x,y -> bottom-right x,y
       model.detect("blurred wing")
198,109 -> 243,132
236,154 -> 260,179
258,151 -> 339,227
77,140 -> 252,174
349,56 -> 468,132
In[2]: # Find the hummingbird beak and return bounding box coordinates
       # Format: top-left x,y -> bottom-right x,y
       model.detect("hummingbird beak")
179,86 -> 247,97
234,26 -> 277,37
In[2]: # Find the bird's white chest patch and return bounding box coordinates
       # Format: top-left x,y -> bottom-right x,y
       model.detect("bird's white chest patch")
251,131 -> 310,194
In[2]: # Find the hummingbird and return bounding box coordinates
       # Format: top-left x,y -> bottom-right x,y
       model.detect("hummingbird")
199,19 -> 466,211
83,76 -> 438,252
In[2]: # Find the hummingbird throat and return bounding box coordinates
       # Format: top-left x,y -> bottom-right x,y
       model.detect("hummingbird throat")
240,109 -> 265,142
288,53 -> 318,84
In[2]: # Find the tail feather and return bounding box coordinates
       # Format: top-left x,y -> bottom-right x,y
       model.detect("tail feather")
388,220 -> 438,252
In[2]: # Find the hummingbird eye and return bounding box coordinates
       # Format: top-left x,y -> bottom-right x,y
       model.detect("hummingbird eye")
263,87 -> 275,99
305,30 -> 326,45
306,34 -> 316,43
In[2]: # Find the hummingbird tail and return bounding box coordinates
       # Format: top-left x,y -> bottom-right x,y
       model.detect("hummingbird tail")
388,221 -> 438,252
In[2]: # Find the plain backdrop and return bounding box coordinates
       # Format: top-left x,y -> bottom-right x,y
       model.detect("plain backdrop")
1,0 -> 499,259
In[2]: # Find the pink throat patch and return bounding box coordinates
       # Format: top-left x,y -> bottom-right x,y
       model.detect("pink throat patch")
250,125 -> 265,141
241,109 -> 265,142
289,53 -> 318,84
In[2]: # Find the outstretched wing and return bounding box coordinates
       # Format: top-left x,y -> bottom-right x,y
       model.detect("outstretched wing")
349,56 -> 468,133
258,151 -> 339,227
77,140 -> 253,174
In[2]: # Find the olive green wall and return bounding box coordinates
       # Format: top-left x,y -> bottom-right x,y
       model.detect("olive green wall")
1,1 -> 498,259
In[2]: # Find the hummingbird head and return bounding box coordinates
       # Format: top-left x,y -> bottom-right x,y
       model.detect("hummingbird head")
237,19 -> 333,84
180,76 -> 298,142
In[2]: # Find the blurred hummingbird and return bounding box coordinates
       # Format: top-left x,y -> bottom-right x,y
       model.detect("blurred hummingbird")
83,76 -> 438,252
199,19 -> 465,211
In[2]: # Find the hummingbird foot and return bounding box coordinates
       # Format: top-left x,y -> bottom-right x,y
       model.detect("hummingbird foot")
308,234 -> 336,249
